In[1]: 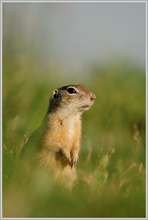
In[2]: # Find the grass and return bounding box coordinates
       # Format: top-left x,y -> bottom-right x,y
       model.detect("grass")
2,57 -> 146,218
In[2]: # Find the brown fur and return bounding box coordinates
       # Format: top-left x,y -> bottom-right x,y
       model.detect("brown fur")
21,84 -> 95,189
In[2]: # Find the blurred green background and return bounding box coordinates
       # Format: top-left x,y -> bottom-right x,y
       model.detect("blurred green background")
2,2 -> 146,218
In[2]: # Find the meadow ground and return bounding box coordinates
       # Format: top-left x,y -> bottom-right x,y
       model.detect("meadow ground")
2,60 -> 146,217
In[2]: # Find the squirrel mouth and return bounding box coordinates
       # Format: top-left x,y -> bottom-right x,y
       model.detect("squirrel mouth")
81,105 -> 90,109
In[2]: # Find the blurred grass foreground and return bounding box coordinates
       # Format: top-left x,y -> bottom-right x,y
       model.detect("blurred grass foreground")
2,58 -> 146,217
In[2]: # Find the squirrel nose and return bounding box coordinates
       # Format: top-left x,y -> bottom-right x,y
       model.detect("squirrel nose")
90,94 -> 96,102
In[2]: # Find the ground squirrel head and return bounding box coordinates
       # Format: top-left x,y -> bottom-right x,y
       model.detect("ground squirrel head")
48,84 -> 96,115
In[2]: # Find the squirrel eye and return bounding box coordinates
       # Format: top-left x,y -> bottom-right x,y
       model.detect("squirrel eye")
67,88 -> 77,94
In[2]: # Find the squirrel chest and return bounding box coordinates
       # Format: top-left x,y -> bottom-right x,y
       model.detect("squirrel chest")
41,113 -> 81,151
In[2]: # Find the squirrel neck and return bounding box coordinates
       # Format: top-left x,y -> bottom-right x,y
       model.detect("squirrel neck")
46,111 -> 81,127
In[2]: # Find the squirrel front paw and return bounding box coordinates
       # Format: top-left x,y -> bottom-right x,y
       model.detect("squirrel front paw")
57,148 -> 79,168
70,151 -> 79,168
58,149 -> 72,166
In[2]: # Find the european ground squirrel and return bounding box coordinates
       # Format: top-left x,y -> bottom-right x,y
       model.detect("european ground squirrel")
21,84 -> 96,189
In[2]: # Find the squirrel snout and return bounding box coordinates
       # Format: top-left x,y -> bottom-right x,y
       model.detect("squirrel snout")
90,93 -> 96,102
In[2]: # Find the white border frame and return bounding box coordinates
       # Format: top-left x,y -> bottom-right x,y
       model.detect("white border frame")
0,1 -> 147,219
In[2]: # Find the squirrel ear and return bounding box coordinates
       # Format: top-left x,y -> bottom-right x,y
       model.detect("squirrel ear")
52,89 -> 58,99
